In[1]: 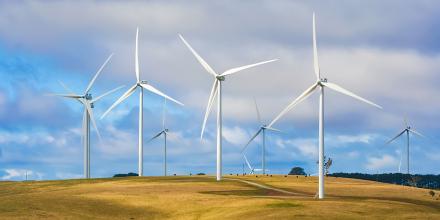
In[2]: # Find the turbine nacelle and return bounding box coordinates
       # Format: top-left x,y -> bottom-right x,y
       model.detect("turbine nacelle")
84,93 -> 93,100
216,75 -> 226,81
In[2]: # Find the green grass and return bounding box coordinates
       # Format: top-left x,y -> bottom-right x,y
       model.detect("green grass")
0,175 -> 439,219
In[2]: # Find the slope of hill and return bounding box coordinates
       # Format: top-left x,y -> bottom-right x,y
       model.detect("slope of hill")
0,175 -> 439,219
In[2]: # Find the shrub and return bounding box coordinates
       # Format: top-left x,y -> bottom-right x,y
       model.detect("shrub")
289,167 -> 306,175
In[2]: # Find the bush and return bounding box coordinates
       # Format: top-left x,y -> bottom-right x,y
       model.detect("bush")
113,172 -> 138,177
429,190 -> 435,198
289,167 -> 306,175
196,173 -> 206,175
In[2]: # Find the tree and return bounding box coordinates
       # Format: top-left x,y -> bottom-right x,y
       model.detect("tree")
429,190 -> 435,198
324,157 -> 333,176
289,167 -> 306,175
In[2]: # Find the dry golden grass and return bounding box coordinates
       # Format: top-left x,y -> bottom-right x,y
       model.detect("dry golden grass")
0,175 -> 439,219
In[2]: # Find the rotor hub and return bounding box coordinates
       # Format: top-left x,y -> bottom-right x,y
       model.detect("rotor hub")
320,78 -> 328,83
216,76 -> 225,81
165,129 -> 169,132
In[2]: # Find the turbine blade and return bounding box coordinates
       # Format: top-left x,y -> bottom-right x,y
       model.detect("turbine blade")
85,53 -> 114,94
241,128 -> 262,153
139,83 -> 184,106
313,12 -> 320,80
147,131 -> 164,143
253,97 -> 262,125
201,80 -> 219,139
135,28 -> 140,82
268,82 -> 319,127
46,93 -> 82,99
91,85 -> 125,103
58,80 -> 76,94
100,84 -> 137,119
220,59 -> 278,77
322,82 -> 382,109
243,154 -> 254,173
81,100 -> 101,140
409,129 -> 425,138
264,126 -> 282,133
386,129 -> 406,145
179,34 -> 217,76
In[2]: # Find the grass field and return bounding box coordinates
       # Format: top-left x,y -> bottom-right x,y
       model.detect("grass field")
0,175 -> 439,219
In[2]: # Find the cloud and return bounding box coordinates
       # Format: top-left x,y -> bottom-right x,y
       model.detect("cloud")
222,126 -> 249,146
327,133 -> 378,147
1,169 -> 42,180
276,138 -> 317,159
365,154 -> 398,171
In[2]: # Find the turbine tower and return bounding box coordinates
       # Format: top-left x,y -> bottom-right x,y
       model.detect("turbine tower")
386,119 -> 424,174
51,54 -> 124,178
179,34 -> 277,181
101,28 -> 184,177
241,98 -> 281,174
268,13 -> 382,199
148,99 -> 170,176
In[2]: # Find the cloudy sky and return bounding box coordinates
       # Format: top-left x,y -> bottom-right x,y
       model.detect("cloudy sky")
1,0 -> 439,180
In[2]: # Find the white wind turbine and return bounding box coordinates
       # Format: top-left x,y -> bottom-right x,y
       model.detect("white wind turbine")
147,99 -> 170,176
268,13 -> 382,199
242,154 -> 256,175
51,54 -> 124,178
241,98 -> 281,174
179,34 -> 278,181
101,28 -> 184,177
386,119 -> 424,174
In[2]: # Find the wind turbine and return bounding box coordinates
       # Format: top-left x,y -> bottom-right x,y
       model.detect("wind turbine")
179,34 -> 278,181
148,99 -> 170,176
386,119 -> 424,174
241,98 -> 281,174
51,54 -> 124,178
101,28 -> 184,177
268,13 -> 382,199
242,154 -> 255,175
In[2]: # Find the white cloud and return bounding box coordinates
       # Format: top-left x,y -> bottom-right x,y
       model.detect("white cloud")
326,133 -> 378,147
276,138 -> 317,159
365,154 -> 398,170
222,126 -> 249,146
1,169 -> 41,180
347,151 -> 360,159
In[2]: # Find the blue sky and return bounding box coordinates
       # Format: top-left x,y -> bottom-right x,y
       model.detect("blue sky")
1,0 -> 439,180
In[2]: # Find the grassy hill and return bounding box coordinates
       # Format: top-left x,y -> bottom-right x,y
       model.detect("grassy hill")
0,175 -> 439,219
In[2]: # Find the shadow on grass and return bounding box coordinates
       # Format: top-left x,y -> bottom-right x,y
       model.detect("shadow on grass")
266,201 -> 303,208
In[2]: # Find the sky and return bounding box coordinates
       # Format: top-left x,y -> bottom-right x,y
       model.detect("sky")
0,0 -> 439,181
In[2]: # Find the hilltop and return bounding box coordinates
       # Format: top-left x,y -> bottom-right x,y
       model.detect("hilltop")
0,175 -> 439,219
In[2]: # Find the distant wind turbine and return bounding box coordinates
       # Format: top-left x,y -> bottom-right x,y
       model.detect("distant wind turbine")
51,54 -> 124,178
386,118 -> 424,174
148,99 -> 170,176
241,98 -> 281,174
268,13 -> 382,199
101,28 -> 184,177
179,34 -> 278,181
242,154 -> 255,174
